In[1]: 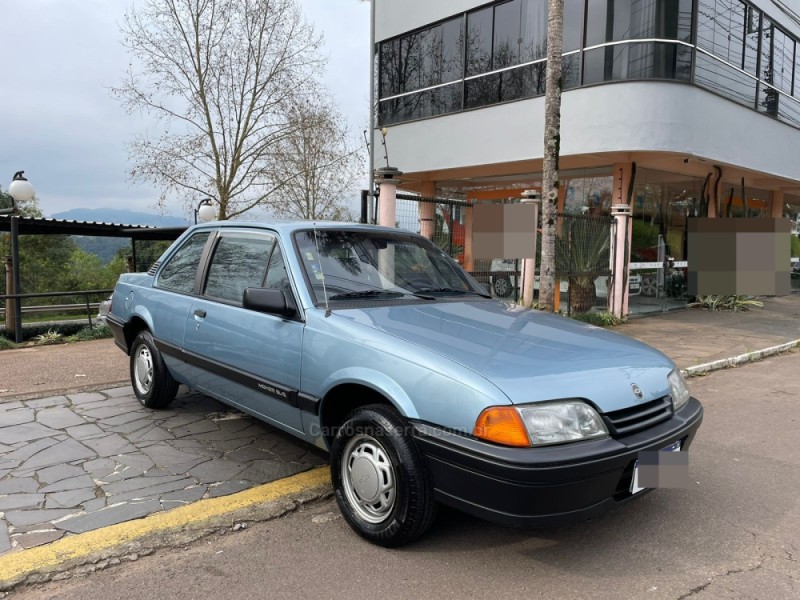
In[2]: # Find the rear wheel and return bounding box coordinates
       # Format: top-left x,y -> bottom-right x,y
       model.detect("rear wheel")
331,404 -> 436,547
130,331 -> 179,409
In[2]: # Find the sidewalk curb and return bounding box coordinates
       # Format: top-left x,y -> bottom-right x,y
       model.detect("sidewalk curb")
681,340 -> 800,377
0,467 -> 332,592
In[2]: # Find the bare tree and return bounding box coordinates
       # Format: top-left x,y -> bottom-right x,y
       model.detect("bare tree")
538,0 -> 564,312
269,96 -> 364,220
114,0 -> 324,220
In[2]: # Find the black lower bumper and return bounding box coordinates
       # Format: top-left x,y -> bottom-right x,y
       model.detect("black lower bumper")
412,397 -> 703,528
105,314 -> 129,354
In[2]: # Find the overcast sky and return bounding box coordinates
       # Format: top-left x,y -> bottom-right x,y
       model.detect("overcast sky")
0,0 -> 370,220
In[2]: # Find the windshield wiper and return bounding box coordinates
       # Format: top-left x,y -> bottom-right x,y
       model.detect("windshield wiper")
417,287 -> 491,298
328,290 -> 405,300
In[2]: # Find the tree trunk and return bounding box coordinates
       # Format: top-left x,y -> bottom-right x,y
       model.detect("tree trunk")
568,276 -> 596,313
539,0 -> 564,312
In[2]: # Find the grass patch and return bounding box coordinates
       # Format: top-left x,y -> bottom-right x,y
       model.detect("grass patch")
571,311 -> 624,327
0,336 -> 17,351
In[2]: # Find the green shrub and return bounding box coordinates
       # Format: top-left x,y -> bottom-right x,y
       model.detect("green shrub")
66,324 -> 112,342
688,295 -> 764,311
0,335 -> 17,351
15,322 -> 88,342
631,220 -> 659,255
571,311 -> 623,327
32,329 -> 64,345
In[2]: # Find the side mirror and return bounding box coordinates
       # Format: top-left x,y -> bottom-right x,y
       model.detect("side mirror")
242,288 -> 296,317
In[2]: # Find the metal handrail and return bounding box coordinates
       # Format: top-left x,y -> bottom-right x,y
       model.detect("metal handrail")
1,289 -> 113,333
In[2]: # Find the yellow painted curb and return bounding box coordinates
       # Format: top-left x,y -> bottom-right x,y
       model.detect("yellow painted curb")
0,467 -> 331,587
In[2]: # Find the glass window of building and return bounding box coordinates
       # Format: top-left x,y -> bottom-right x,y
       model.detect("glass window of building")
771,25 -> 795,95
743,5 -> 760,76
584,0 -> 694,84
563,0 -> 585,52
494,0 -> 524,69
380,39 -> 401,97
696,0 -> 747,66
377,0 -> 800,129
466,6 -> 494,77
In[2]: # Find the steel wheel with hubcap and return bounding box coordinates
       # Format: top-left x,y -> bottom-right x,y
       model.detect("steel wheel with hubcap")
129,330 -> 179,409
331,404 -> 436,546
341,434 -> 397,523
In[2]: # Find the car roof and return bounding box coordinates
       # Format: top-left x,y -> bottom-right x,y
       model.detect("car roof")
190,220 -> 421,237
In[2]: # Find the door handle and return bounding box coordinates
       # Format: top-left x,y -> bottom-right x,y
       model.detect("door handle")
194,309 -> 207,318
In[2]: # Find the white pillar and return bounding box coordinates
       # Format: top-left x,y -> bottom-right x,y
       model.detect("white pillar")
376,167 -> 403,228
419,181 -> 436,239
520,190 -> 541,307
610,204 -> 632,318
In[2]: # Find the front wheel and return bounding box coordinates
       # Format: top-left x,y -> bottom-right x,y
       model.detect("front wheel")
129,331 -> 179,409
330,405 -> 436,547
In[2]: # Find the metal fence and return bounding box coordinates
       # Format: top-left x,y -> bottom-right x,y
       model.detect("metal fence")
466,212 -> 614,314
554,213 -> 614,315
1,289 -> 112,341
369,191 -> 617,314
395,194 -> 470,262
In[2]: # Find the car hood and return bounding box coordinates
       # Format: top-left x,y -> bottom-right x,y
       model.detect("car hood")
333,300 -> 675,413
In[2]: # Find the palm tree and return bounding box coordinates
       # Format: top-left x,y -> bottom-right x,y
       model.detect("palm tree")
539,0 -> 564,312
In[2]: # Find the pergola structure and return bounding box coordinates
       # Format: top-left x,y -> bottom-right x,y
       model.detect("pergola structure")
0,215 -> 187,341
0,215 -> 187,268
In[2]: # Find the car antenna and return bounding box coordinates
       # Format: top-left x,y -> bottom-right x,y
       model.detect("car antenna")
312,223 -> 331,317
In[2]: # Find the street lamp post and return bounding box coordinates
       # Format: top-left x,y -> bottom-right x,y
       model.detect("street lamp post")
7,171 -> 35,343
194,198 -> 216,224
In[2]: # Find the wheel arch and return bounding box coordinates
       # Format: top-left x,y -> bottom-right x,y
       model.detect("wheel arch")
318,374 -> 416,449
122,315 -> 151,354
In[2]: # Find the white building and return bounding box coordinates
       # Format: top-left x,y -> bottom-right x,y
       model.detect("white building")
372,0 -> 800,314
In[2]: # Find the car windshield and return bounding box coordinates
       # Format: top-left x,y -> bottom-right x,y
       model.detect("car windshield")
294,229 -> 485,303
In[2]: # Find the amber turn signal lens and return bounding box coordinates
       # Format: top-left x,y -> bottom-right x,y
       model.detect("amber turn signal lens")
473,406 -> 531,447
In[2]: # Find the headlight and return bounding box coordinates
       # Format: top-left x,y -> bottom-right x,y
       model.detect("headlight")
667,369 -> 690,412
474,401 -> 608,447
518,401 -> 608,446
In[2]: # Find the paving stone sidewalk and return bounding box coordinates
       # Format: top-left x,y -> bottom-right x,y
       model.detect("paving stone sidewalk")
0,387 -> 326,555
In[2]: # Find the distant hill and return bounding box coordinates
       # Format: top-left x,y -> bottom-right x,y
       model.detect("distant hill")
51,208 -> 188,227
71,236 -> 131,264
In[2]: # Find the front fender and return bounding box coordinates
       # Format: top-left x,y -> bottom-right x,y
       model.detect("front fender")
318,367 -> 418,420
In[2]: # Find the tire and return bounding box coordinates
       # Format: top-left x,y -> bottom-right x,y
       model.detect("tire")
330,404 -> 436,547
129,330 -> 179,409
493,276 -> 513,298
641,275 -> 658,297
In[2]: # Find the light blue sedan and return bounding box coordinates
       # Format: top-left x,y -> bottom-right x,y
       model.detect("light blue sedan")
107,221 -> 703,546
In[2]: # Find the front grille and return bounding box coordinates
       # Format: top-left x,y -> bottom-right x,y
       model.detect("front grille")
603,396 -> 673,437
147,261 -> 161,276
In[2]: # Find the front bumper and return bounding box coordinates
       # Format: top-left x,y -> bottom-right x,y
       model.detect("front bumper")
412,397 -> 703,528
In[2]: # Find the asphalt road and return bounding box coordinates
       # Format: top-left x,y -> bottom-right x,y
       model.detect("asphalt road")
11,353 -> 800,600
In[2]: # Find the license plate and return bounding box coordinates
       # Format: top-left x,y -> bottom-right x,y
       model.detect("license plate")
630,441 -> 682,494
